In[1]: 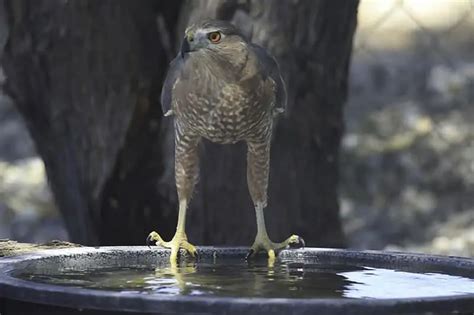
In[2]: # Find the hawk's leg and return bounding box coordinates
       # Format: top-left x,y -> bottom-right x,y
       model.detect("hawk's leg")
246,139 -> 304,261
147,126 -> 200,263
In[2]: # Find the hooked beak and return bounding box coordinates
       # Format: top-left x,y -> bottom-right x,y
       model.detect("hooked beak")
180,37 -> 191,58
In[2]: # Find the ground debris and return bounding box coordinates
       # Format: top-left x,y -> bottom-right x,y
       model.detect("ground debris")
0,239 -> 80,257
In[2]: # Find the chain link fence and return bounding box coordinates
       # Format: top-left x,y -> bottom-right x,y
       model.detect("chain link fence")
0,1 -> 473,253
342,0 -> 474,256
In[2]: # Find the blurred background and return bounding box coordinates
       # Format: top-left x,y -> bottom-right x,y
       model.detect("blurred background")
0,0 -> 473,256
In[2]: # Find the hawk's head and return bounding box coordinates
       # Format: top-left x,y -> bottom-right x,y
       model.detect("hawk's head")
180,20 -> 248,58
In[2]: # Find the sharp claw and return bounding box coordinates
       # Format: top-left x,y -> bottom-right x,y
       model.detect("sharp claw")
245,249 -> 255,260
289,235 -> 305,249
298,236 -> 306,248
146,234 -> 154,248
188,249 -> 195,258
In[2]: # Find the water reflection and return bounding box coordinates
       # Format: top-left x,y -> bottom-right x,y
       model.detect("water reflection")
78,260 -> 356,298
16,259 -> 474,299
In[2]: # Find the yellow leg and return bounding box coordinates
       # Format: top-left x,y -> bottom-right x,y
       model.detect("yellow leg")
247,202 -> 304,263
147,199 -> 197,263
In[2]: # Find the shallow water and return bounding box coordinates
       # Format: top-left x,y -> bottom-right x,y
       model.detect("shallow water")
16,260 -> 474,299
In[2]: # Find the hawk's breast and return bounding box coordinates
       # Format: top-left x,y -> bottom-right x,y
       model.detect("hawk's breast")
176,75 -> 274,144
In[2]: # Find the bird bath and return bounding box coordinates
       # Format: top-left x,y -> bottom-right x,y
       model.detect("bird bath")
0,247 -> 473,314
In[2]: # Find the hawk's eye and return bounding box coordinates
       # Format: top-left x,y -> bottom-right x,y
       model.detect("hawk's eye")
208,31 -> 221,43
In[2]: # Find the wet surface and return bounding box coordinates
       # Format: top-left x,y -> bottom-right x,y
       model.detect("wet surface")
14,259 -> 474,299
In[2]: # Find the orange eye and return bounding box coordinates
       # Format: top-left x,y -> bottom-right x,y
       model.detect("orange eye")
208,31 -> 221,43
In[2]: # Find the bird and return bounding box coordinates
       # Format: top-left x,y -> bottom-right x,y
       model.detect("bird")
146,19 -> 304,263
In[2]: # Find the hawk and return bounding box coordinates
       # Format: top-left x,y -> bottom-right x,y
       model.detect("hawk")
147,19 -> 304,262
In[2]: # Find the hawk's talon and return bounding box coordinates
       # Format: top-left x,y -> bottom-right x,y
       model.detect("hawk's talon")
194,249 -> 200,261
245,249 -> 255,260
146,237 -> 152,248
146,231 -> 163,248
288,235 -> 305,249
248,233 -> 304,260
146,233 -> 156,248
147,230 -> 197,263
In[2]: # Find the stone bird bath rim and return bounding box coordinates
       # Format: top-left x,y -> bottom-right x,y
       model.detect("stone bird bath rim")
0,246 -> 473,315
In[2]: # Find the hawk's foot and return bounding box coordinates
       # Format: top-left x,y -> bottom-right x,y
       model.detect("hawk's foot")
146,231 -> 197,263
246,234 -> 305,261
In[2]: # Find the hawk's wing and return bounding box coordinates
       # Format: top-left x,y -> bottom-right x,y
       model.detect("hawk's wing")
249,44 -> 287,114
160,56 -> 184,116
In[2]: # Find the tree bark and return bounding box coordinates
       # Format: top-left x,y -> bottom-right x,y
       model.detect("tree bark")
1,0 -> 358,247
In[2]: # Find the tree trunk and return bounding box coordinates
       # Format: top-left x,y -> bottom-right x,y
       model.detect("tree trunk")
1,0 -> 358,247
